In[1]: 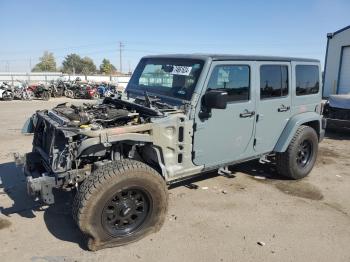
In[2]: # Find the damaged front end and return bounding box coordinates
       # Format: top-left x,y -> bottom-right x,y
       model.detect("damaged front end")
20,97 -> 174,204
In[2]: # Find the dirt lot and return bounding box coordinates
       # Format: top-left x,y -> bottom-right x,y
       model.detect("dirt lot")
0,98 -> 349,262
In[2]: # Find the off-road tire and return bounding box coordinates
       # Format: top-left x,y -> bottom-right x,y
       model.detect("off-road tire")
72,159 -> 168,251
276,125 -> 318,180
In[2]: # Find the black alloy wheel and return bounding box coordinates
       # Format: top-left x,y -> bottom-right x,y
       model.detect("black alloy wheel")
296,139 -> 313,168
101,188 -> 151,237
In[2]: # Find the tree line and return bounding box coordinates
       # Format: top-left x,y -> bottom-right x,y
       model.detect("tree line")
32,51 -> 118,75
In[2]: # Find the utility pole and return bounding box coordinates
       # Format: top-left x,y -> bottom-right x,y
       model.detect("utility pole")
119,41 -> 125,73
29,58 -> 32,72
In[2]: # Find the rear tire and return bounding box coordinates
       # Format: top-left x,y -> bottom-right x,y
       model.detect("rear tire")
276,125 -> 318,180
72,159 -> 168,251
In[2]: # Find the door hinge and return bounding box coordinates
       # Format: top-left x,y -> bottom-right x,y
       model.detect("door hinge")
253,138 -> 257,147
256,114 -> 259,122
193,122 -> 197,132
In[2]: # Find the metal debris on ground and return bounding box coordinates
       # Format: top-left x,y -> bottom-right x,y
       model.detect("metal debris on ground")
257,241 -> 266,246
253,176 -> 266,180
201,187 -> 209,190
221,190 -> 228,194
336,175 -> 342,178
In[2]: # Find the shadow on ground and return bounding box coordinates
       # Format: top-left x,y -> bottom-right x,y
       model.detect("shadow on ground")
1,128 -> 345,249
0,162 -> 86,249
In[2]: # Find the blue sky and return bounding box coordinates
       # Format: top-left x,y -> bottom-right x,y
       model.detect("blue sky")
0,0 -> 349,72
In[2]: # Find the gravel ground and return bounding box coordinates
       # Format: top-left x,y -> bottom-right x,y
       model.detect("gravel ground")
0,98 -> 349,262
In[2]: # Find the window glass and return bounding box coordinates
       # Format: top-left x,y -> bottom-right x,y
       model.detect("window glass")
128,58 -> 204,100
260,65 -> 289,99
296,65 -> 319,96
207,65 -> 250,102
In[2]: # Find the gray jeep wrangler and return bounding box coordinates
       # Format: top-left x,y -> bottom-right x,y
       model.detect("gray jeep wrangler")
19,54 -> 325,250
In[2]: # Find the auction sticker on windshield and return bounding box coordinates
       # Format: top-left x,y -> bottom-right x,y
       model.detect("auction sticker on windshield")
171,66 -> 192,76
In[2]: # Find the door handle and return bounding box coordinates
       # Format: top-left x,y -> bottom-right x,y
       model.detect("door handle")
278,105 -> 290,112
240,110 -> 255,118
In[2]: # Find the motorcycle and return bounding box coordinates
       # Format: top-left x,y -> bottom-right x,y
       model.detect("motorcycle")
73,84 -> 99,99
13,81 -> 34,101
97,83 -> 115,98
0,82 -> 14,101
28,83 -> 51,101
50,80 -> 67,98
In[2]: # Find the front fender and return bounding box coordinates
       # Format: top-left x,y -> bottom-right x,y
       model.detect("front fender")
78,133 -> 152,157
274,112 -> 322,152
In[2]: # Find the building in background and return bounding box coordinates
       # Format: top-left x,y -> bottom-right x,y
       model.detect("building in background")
323,25 -> 350,97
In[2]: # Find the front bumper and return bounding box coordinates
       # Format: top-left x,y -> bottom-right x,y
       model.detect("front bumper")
14,152 -> 57,205
326,118 -> 350,130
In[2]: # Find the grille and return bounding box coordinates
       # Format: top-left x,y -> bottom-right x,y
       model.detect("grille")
34,116 -> 56,156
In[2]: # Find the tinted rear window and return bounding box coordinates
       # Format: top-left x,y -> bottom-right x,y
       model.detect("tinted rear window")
260,65 -> 288,99
296,65 -> 319,96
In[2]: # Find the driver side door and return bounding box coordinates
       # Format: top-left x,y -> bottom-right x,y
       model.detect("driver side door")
193,61 -> 256,167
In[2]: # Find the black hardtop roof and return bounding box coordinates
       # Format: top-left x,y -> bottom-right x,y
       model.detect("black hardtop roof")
143,54 -> 319,63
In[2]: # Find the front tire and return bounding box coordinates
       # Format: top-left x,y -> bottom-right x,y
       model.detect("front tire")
72,160 -> 168,251
276,126 -> 318,179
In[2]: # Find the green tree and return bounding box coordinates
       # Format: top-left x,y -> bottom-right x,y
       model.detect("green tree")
99,58 -> 116,75
32,51 -> 57,72
62,53 -> 83,74
81,57 -> 97,75
62,54 -> 96,75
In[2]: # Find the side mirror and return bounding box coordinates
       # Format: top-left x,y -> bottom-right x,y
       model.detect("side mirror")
202,90 -> 228,109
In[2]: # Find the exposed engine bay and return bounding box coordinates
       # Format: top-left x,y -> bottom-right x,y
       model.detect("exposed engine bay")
53,103 -> 138,128
26,96 -> 182,178
48,96 -> 179,130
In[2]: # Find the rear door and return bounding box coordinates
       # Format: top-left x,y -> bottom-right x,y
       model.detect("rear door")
254,62 -> 292,153
193,61 -> 256,166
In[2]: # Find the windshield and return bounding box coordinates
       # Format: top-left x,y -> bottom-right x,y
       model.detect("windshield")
127,58 -> 204,101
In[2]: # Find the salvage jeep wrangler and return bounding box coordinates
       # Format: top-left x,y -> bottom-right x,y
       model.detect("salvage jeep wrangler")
19,54 -> 325,250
